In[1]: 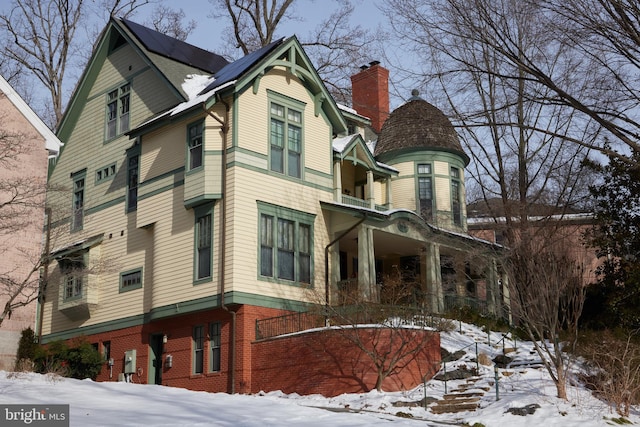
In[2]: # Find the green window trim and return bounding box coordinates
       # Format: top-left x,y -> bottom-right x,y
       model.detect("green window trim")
268,91 -> 305,179
95,163 -> 117,184
119,268 -> 143,293
71,169 -> 86,232
193,203 -> 214,284
257,201 -> 315,287
450,166 -> 462,226
187,120 -> 204,172
416,163 -> 433,222
192,325 -> 204,375
59,251 -> 88,302
127,144 -> 140,213
105,81 -> 131,141
209,322 -> 221,372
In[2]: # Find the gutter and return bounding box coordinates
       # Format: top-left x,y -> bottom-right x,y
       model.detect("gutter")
37,207 -> 52,343
203,97 -> 236,394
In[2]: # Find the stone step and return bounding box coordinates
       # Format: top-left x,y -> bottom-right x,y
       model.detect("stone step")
456,384 -> 490,392
443,392 -> 483,399
430,402 -> 480,414
439,396 -> 481,404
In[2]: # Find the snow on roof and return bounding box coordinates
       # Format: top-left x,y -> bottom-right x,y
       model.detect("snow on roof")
182,74 -> 213,99
331,134 -> 398,174
332,135 -> 355,153
467,212 -> 594,225
134,77 -> 236,130
170,79 -> 236,117
336,102 -> 358,115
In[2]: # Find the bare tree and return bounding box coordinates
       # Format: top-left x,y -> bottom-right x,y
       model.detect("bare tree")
211,0 -> 295,55
0,0 -> 152,129
505,234 -> 586,399
210,0 -> 378,104
385,0 -> 640,165
382,0 -> 595,399
383,0 -> 594,244
0,109 -> 49,328
144,5 -> 197,41
306,269 -> 442,392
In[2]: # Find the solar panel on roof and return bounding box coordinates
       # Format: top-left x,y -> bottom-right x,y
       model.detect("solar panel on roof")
199,38 -> 285,95
122,19 -> 229,74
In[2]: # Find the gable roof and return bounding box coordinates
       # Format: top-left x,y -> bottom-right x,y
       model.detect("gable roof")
57,17 -> 230,142
333,134 -> 397,177
121,19 -> 228,75
116,18 -> 228,100
130,35 -> 348,137
0,75 -> 62,155
199,39 -> 284,94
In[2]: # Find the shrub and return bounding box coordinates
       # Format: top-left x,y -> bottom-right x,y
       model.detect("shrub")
14,327 -> 39,371
34,338 -> 103,380
576,329 -> 640,417
444,305 -> 510,333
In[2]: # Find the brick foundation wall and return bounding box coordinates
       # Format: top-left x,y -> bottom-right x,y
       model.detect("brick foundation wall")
252,327 -> 441,397
58,305 -> 440,397
74,305 -> 291,393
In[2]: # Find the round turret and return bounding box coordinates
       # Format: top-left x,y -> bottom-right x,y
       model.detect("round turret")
375,90 -> 468,164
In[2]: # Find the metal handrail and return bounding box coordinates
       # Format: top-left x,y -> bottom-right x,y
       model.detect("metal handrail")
255,304 -> 437,340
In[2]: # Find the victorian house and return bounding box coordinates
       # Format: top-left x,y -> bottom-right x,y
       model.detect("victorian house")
41,18 -> 504,394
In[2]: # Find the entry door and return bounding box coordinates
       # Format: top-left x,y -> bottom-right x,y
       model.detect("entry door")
148,334 -> 163,385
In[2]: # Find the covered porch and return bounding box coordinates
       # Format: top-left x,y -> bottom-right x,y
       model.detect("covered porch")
321,202 -> 508,319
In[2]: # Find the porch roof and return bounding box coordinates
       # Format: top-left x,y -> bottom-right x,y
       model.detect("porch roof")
320,201 -> 502,249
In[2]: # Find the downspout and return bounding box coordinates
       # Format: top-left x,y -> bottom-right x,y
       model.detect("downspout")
203,97 -> 236,394
324,214 -> 367,322
37,207 -> 52,343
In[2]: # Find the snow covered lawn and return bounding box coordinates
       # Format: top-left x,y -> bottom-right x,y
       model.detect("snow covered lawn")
1,321 -> 638,426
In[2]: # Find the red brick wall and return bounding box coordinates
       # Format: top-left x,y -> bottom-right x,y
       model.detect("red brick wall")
79,305 -> 291,393
252,327 -> 441,397
63,306 -> 440,397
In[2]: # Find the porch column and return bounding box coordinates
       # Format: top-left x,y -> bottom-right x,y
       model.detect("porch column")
501,268 -> 512,324
357,225 -> 376,301
333,160 -> 342,203
367,170 -> 375,209
329,234 -> 341,305
455,254 -> 466,297
426,242 -> 443,313
386,177 -> 393,210
486,258 -> 498,315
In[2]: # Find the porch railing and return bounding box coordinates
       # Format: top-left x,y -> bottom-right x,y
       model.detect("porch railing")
443,294 -> 489,316
255,304 -> 438,340
341,194 -> 369,209
255,311 -> 326,340
340,194 -> 390,211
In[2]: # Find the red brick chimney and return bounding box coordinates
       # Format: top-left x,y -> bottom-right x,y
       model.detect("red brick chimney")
350,61 -> 390,134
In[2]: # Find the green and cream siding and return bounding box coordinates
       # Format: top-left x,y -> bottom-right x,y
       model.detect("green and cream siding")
42,19 -> 505,341
42,33 -> 347,338
379,149 -> 467,232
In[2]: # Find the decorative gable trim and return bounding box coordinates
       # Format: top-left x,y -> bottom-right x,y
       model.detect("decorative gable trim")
333,134 -> 398,178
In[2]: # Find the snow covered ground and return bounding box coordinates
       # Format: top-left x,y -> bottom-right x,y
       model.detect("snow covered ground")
1,322 -> 638,426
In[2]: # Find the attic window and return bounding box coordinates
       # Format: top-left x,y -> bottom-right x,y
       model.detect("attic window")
106,82 -> 131,139
108,32 -> 127,54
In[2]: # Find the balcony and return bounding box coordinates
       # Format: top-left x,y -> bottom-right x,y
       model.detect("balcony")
341,194 -> 389,212
58,276 -> 98,321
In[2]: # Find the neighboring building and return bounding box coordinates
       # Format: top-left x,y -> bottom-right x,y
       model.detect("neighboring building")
41,18 -> 504,395
0,75 -> 61,370
467,200 -> 599,287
